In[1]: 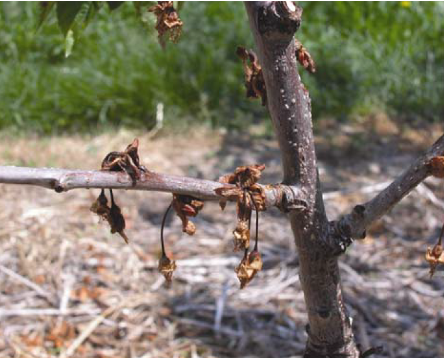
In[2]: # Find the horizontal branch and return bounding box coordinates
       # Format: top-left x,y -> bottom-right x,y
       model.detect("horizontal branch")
336,134 -> 444,239
0,166 -> 306,210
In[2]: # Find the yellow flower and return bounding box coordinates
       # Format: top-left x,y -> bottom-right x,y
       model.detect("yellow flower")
400,1 -> 411,8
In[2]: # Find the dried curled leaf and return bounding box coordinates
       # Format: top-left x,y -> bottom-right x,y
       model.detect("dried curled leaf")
233,220 -> 250,251
90,190 -> 129,244
295,38 -> 316,74
237,46 -> 267,106
109,198 -> 129,244
158,255 -> 177,283
101,138 -> 146,185
235,250 -> 263,289
426,243 -> 444,278
90,189 -> 110,220
216,165 -> 266,250
219,164 -> 265,189
172,194 -> 204,236
216,164 -> 266,212
430,156 -> 444,178
148,1 -> 183,47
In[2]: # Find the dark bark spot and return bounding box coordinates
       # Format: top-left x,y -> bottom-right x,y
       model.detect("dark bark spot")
52,180 -> 63,193
257,2 -> 301,37
353,205 -> 366,218
318,307 -> 330,319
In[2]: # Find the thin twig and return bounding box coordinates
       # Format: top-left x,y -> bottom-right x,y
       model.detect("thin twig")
337,134 -> 444,239
0,166 -> 298,209
0,265 -> 51,299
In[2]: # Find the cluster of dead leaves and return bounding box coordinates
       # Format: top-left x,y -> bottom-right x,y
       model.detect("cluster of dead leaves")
91,138 -> 147,244
91,141 -> 265,289
216,164 -> 266,288
217,164 -> 266,251
101,138 -> 146,185
235,249 -> 263,289
425,156 -> 444,277
148,1 -> 183,48
237,46 -> 267,106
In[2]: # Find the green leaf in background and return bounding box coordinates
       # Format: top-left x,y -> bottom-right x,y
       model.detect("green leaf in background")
37,1 -> 56,29
174,1 -> 185,12
56,1 -> 84,36
107,1 -> 125,11
64,29 -> 75,57
83,2 -> 101,27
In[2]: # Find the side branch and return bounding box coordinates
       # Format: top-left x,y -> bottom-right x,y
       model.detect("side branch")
336,134 -> 444,240
0,166 -> 305,210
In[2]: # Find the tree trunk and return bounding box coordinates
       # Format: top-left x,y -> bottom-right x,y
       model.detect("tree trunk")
245,2 -> 360,357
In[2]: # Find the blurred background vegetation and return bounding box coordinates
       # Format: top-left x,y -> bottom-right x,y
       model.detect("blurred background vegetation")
0,1 -> 442,134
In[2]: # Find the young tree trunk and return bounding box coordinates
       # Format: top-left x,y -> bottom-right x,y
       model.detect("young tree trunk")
0,3 -> 443,356
245,2 -> 360,357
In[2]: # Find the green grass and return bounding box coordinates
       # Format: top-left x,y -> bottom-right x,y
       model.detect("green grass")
0,2 -> 442,134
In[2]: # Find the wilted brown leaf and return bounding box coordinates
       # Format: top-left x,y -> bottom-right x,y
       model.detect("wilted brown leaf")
426,224 -> 444,278
101,138 -> 146,185
295,38 -> 316,74
148,1 -> 183,47
172,194 -> 204,236
430,156 -> 444,178
426,243 -> 444,278
237,46 -> 267,106
235,250 -> 263,289
216,165 -> 266,250
233,219 -> 250,251
108,191 -> 129,244
158,255 -> 177,283
91,189 -> 129,244
90,189 -> 110,220
219,164 -> 265,189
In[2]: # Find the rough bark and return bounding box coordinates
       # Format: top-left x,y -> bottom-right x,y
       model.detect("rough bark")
245,2 -> 359,357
